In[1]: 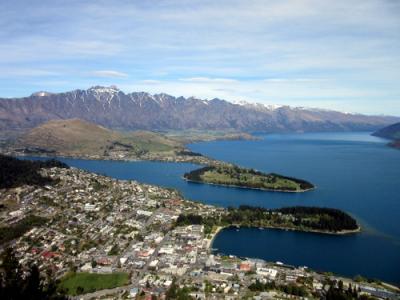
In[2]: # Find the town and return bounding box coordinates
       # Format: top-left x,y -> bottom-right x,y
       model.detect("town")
1,164 -> 399,299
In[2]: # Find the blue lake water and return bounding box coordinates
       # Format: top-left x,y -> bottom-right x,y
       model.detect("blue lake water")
24,132 -> 400,283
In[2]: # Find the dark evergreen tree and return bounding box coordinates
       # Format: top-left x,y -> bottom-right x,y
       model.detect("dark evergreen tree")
0,248 -> 68,299
0,154 -> 68,189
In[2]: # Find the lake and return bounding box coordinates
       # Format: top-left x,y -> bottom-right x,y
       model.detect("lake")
24,132 -> 400,283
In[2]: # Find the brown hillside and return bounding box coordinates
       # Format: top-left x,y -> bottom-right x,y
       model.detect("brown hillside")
16,119 -> 181,156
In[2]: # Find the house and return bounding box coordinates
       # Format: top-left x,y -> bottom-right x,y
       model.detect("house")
84,203 -> 98,212
130,288 -> 139,298
256,267 -> 278,279
239,262 -> 251,272
81,262 -> 92,272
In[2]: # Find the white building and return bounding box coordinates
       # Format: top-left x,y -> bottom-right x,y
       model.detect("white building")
256,267 -> 278,279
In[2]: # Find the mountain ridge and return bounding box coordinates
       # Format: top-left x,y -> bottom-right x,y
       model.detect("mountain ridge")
1,86 -> 399,135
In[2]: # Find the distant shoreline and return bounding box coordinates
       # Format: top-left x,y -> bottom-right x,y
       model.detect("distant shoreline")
227,224 -> 362,235
5,151 -> 213,165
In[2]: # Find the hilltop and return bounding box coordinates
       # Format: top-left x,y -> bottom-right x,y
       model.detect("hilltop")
1,86 -> 399,137
5,119 -> 217,163
14,118 -> 179,155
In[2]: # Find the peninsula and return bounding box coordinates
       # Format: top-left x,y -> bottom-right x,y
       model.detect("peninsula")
184,165 -> 315,192
176,205 -> 360,235
373,122 -> 400,150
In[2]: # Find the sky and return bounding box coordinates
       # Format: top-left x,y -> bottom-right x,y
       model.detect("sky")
1,0 -> 400,115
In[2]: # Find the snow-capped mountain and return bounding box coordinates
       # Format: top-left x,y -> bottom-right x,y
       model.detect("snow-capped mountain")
0,86 -> 398,134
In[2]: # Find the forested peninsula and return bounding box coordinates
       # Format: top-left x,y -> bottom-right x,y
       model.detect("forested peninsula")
184,165 -> 314,192
176,205 -> 360,235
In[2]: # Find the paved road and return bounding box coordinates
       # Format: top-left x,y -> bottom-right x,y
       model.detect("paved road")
71,283 -> 134,300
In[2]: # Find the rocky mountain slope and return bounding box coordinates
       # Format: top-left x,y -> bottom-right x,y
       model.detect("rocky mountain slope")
1,86 -> 398,135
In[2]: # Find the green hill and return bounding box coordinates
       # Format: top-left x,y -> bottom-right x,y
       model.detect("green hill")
13,119 -> 183,158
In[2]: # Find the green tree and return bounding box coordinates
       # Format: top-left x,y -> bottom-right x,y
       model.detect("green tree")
0,248 -> 68,300
166,279 -> 193,300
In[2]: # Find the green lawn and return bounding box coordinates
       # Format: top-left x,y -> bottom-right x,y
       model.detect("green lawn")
184,165 -> 314,192
58,272 -> 129,295
201,168 -> 301,191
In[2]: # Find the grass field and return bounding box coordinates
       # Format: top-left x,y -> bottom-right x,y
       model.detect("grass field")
201,167 -> 301,191
58,272 -> 129,295
185,165 -> 314,192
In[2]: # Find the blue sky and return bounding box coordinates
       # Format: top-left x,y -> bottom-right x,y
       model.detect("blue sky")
1,0 -> 400,115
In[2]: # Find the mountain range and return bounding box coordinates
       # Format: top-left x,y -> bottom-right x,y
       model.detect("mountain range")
1,86 -> 399,136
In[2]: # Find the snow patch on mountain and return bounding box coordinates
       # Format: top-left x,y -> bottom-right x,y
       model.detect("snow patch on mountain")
88,85 -> 120,94
31,91 -> 52,97
233,100 -> 283,111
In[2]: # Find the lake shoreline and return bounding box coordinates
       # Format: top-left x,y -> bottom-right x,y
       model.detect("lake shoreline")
211,224 -> 361,240
11,131 -> 399,283
9,151 -> 211,165
183,177 -> 316,193
209,225 -> 361,251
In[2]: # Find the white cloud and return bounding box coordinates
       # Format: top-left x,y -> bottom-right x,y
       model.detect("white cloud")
90,70 -> 128,78
118,76 -> 400,115
0,0 -> 399,114
0,68 -> 60,78
140,79 -> 162,85
179,77 -> 238,84
263,78 -> 325,83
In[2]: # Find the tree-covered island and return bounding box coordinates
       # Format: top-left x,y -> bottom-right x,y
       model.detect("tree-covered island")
184,165 -> 314,192
176,205 -> 360,235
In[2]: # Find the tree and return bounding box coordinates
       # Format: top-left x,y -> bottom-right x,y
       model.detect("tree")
0,248 -> 22,299
165,279 -> 193,300
338,280 -> 344,291
0,248 -> 68,300
91,259 -> 97,268
24,265 -> 43,300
